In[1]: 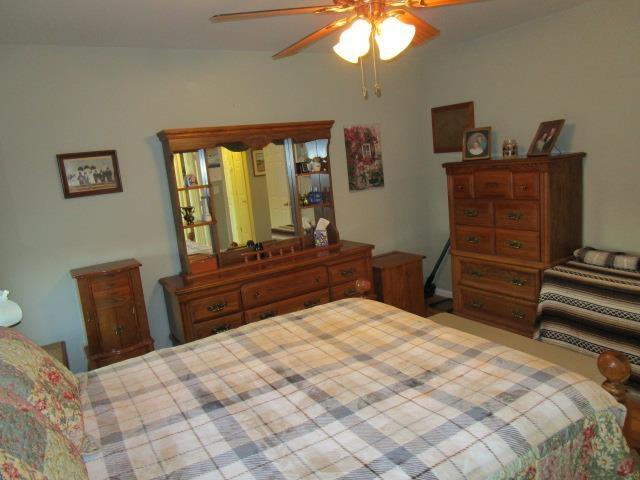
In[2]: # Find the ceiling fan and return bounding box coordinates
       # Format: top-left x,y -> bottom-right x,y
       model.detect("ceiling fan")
211,0 -> 485,97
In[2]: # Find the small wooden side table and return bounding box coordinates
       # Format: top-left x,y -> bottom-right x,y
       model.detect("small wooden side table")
372,251 -> 425,316
42,341 -> 69,369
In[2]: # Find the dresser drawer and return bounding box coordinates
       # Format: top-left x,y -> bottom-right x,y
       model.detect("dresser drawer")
242,267 -> 328,309
495,230 -> 540,261
245,289 -> 330,323
494,201 -> 539,230
192,312 -> 244,339
330,281 -> 364,301
455,226 -> 494,255
91,274 -> 133,308
459,287 -> 537,336
513,172 -> 540,199
457,258 -> 539,301
452,174 -> 473,199
474,170 -> 512,198
188,290 -> 242,323
454,201 -> 493,227
328,258 -> 368,284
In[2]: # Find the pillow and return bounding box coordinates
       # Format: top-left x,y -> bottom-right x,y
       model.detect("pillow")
0,328 -> 85,450
0,387 -> 88,480
573,247 -> 640,272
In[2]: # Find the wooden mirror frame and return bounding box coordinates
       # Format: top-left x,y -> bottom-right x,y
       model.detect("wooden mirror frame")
158,120 -> 336,278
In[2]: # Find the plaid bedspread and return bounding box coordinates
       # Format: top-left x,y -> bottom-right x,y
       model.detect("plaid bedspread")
80,299 -> 638,479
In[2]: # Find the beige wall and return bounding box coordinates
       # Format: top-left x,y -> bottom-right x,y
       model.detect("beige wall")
0,46 -> 428,371
416,0 -> 640,290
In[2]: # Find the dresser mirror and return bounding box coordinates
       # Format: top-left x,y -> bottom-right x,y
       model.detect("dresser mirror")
158,121 -> 337,277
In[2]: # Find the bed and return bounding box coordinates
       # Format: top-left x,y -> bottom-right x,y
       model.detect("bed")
76,299 -> 638,479
536,255 -> 640,386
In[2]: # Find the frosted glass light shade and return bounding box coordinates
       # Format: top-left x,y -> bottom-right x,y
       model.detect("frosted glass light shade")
375,16 -> 416,61
0,290 -> 22,327
333,19 -> 372,63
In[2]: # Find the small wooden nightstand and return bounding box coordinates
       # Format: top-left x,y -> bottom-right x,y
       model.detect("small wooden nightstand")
372,251 -> 425,316
42,341 -> 69,369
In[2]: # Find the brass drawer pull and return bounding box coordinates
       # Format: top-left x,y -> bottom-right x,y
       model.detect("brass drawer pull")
484,181 -> 499,188
211,324 -> 231,335
207,301 -> 228,313
259,310 -> 277,320
467,236 -> 480,244
463,209 -> 479,218
113,325 -> 124,336
507,211 -> 523,221
344,288 -> 358,297
512,310 -> 526,320
511,278 -> 526,287
456,185 -> 465,191
470,270 -> 484,278
507,240 -> 523,249
471,300 -> 484,309
340,268 -> 356,277
304,298 -> 320,308
519,184 -> 529,191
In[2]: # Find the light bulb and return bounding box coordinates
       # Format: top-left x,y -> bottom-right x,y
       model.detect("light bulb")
333,19 -> 372,63
375,16 -> 416,61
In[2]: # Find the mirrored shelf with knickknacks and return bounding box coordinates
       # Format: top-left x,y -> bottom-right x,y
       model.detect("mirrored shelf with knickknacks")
157,121 -> 374,345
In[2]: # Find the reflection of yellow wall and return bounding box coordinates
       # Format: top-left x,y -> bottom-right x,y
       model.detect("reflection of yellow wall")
220,149 -> 255,245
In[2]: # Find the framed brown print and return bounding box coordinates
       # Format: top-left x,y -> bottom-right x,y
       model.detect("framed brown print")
57,150 -> 123,199
463,127 -> 491,161
252,149 -> 266,176
527,119 -> 565,157
431,101 -> 475,153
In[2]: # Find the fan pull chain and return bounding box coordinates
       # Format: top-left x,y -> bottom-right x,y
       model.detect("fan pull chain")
359,57 -> 369,100
371,31 -> 382,97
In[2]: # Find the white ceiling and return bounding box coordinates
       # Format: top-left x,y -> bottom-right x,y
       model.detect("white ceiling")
0,0 -> 589,54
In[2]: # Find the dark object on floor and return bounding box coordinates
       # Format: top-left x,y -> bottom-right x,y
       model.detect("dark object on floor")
424,239 -> 450,299
426,295 -> 453,315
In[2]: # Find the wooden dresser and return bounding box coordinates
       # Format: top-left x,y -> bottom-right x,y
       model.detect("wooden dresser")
443,154 -> 584,336
71,259 -> 154,369
160,241 -> 374,344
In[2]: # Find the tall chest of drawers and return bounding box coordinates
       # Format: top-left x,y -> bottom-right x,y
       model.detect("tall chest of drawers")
160,241 -> 374,344
443,154 -> 584,336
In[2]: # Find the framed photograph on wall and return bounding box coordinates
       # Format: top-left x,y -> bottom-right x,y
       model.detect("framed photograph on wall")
527,119 -> 565,157
431,101 -> 475,153
252,150 -> 266,176
57,150 -> 123,199
462,127 -> 492,161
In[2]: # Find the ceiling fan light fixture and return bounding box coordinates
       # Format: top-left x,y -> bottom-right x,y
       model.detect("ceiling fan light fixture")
333,18 -> 372,63
375,16 -> 416,61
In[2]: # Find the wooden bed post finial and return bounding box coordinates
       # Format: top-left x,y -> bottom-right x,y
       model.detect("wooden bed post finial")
355,279 -> 371,298
597,350 -> 631,404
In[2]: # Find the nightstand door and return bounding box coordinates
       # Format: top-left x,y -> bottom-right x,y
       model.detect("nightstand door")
95,303 -> 140,352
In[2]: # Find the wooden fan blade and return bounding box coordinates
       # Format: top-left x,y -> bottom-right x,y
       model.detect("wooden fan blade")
388,9 -> 440,46
210,6 -> 350,23
273,16 -> 354,60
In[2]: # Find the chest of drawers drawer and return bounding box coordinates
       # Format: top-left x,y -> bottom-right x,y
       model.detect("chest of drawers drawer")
455,226 -> 495,255
513,172 -> 540,199
495,230 -> 540,261
330,281 -> 364,301
454,201 -> 493,227
459,287 -> 537,336
452,174 -> 473,199
242,267 -> 328,309
474,170 -> 512,198
494,201 -> 540,230
192,312 -> 245,340
187,290 -> 242,323
245,289 -> 330,323
457,258 -> 539,301
328,258 -> 368,284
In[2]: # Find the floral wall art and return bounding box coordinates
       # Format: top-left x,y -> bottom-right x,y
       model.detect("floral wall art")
343,124 -> 384,191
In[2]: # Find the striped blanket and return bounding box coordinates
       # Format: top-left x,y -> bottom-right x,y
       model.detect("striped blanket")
80,299 -> 637,479
537,260 -> 640,383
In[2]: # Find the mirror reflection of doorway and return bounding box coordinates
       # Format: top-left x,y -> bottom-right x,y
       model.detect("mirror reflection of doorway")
263,144 -> 294,240
220,148 -> 255,247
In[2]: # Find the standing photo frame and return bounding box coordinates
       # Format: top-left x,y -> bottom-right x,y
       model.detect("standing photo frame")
527,119 -> 565,157
462,127 -> 492,161
57,150 -> 123,199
